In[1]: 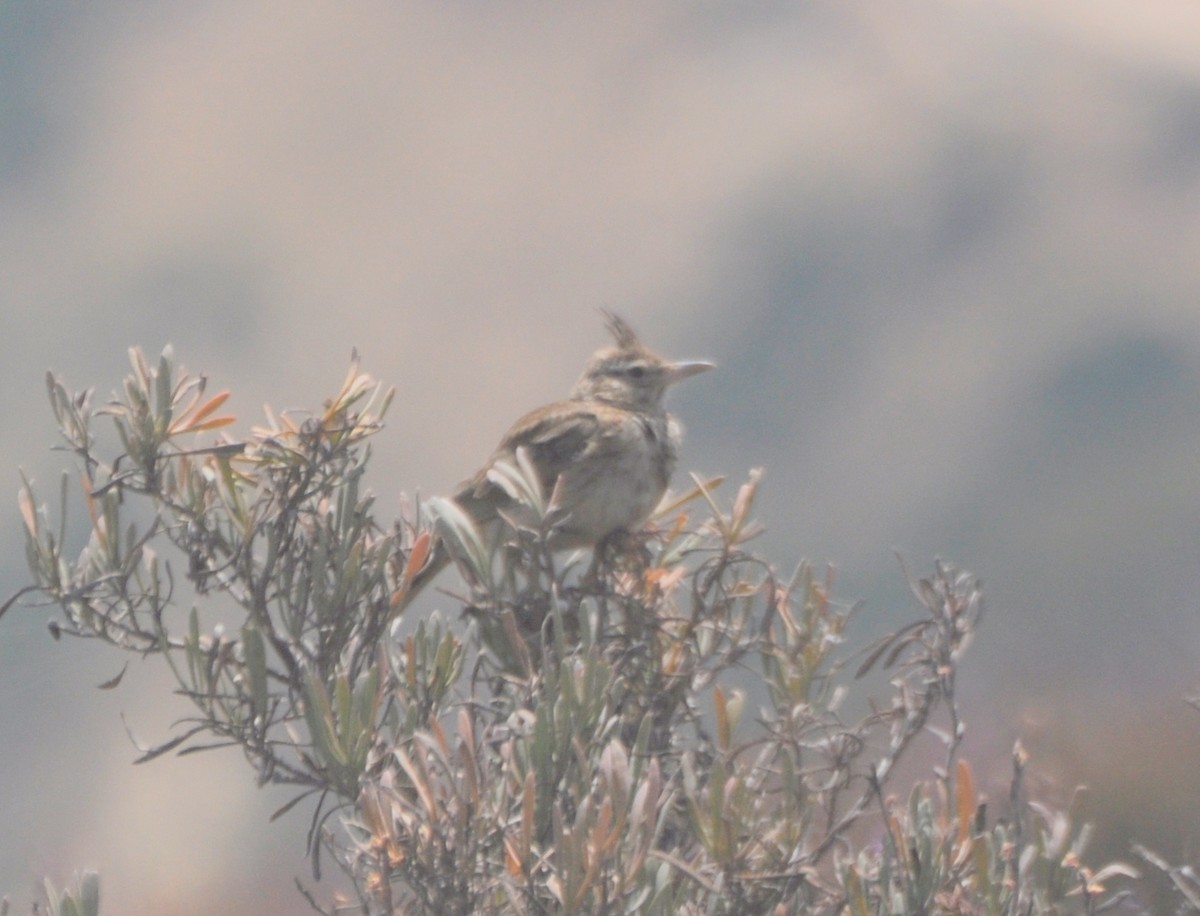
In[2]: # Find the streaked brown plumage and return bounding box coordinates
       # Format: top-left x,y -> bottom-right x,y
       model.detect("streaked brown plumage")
405,312 -> 711,603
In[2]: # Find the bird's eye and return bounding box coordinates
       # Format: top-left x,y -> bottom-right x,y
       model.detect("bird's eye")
627,365 -> 646,379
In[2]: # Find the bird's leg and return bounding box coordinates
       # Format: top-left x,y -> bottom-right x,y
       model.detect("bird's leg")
579,542 -> 607,596
581,529 -> 653,599
608,528 -> 654,581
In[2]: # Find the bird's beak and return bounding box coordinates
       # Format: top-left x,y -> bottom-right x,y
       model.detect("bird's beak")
667,360 -> 715,385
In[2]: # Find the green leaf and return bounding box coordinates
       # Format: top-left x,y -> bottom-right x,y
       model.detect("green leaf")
242,623 -> 268,724
77,872 -> 100,916
156,348 -> 174,435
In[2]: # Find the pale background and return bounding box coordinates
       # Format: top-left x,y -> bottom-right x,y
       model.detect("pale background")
2,3 -> 1200,912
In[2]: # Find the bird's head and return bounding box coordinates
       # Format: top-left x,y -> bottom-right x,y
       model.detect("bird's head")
571,312 -> 713,411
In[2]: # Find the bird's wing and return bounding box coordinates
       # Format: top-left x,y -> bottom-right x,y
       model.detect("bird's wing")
455,402 -> 601,516
516,407 -> 600,472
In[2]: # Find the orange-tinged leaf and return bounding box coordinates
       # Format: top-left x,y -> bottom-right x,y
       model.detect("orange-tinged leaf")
335,362 -> 361,402
956,758 -> 976,837
657,564 -> 687,592
504,834 -> 523,877
663,641 -> 685,676
664,512 -> 688,542
654,475 -> 725,518
428,715 -> 450,757
714,685 -> 730,752
394,747 -> 439,823
186,414 -> 237,432
81,473 -> 99,528
404,531 -> 432,584
18,486 -> 36,538
326,363 -> 375,421
731,468 -> 763,527
190,389 -> 231,424
358,784 -> 388,836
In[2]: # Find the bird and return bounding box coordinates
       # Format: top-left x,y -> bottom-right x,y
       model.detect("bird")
403,311 -> 712,606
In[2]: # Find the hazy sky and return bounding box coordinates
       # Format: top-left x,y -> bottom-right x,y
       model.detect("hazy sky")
2,3 -> 1200,912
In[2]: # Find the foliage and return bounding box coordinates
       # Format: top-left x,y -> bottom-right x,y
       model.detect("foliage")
8,347 -> 1138,914
1,872 -> 100,916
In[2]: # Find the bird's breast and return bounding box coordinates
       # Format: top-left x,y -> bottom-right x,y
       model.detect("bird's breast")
551,411 -> 676,543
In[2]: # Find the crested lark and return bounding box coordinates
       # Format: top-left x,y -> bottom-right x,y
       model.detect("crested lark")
405,312 -> 711,603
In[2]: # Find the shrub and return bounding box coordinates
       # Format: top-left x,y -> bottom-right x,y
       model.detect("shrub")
7,348 -> 1137,914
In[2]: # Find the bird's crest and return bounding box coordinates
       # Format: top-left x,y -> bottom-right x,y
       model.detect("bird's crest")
601,310 -> 640,350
